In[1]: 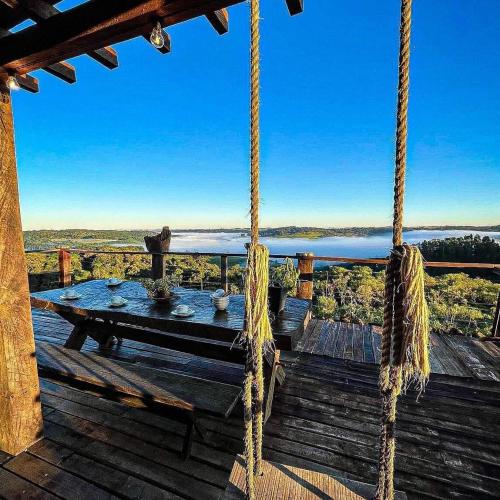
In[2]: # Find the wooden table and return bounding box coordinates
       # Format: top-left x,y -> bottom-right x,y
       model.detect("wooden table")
30,280 -> 311,354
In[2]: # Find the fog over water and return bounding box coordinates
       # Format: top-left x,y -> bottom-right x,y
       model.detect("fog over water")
167,230 -> 500,260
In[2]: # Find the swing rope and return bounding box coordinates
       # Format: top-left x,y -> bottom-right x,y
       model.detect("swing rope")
376,1 -> 431,499
242,0 -> 273,497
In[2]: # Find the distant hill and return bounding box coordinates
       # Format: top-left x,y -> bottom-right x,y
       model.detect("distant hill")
23,225 -> 500,249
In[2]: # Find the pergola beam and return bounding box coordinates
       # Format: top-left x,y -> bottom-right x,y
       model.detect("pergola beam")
205,9 -> 228,35
1,0 -> 118,70
0,0 -> 243,77
285,0 -> 303,16
17,72 -> 39,92
0,24 -> 75,84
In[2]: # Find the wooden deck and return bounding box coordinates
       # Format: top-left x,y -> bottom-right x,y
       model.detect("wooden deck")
298,318 -> 500,382
0,309 -> 498,499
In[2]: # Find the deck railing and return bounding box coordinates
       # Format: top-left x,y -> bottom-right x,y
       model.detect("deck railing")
25,247 -> 500,337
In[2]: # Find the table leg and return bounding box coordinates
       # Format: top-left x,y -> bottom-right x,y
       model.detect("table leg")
64,322 -> 89,351
264,349 -> 281,423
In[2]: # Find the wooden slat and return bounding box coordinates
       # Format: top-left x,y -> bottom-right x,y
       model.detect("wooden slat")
223,455 -> 377,499
0,27 -> 76,84
205,8 -> 228,35
0,0 -> 245,76
0,468 -> 58,499
3,0 -> 119,70
285,0 -> 303,16
36,342 -> 241,417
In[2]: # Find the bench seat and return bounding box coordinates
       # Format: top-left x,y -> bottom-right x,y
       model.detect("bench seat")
36,342 -> 242,458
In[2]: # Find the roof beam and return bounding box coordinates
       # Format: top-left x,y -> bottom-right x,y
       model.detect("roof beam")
0,0 -> 243,77
285,0 -> 303,16
2,0 -> 118,70
17,73 -> 39,92
205,9 -> 228,35
0,25 -> 75,83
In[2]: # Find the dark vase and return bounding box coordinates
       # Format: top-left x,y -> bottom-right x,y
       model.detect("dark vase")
268,285 -> 287,315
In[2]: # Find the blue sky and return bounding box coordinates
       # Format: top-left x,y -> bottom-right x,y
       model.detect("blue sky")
12,0 -> 500,230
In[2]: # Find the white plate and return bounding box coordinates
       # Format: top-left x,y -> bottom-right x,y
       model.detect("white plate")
60,294 -> 81,300
108,299 -> 128,308
171,309 -> 194,317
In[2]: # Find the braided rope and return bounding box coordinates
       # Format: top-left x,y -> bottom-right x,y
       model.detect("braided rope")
392,0 -> 412,248
376,1 -> 413,499
242,0 -> 273,496
250,0 -> 260,245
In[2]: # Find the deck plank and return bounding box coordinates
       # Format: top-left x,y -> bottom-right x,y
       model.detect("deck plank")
1,309 -> 495,500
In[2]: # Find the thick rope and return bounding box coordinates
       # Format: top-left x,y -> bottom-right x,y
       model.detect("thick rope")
242,0 -> 274,497
392,0 -> 412,248
376,1 -> 432,499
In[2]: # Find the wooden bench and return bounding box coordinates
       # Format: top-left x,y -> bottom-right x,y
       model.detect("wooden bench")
36,342 -> 241,459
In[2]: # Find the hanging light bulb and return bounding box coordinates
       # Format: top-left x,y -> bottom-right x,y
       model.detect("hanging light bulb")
150,21 -> 165,49
6,74 -> 20,91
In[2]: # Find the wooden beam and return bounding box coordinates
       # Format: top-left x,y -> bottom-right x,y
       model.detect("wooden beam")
0,0 -> 243,76
142,28 -> 171,54
0,82 -> 44,454
3,0 -> 118,70
205,9 -> 228,35
16,73 -> 39,92
0,26 -> 76,84
285,0 -> 303,16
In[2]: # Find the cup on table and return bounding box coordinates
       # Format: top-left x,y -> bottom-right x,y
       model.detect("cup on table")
63,289 -> 77,299
108,277 -> 121,285
175,304 -> 189,314
111,295 -> 125,306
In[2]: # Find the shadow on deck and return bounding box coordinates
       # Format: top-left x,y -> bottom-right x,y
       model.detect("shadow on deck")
0,310 -> 498,499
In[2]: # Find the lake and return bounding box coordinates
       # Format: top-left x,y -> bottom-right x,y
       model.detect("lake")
165,230 -> 500,263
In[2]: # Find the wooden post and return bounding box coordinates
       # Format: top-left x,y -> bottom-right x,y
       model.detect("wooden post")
296,252 -> 314,300
492,291 -> 500,338
221,255 -> 228,293
58,248 -> 71,287
0,83 -> 43,454
144,226 -> 171,280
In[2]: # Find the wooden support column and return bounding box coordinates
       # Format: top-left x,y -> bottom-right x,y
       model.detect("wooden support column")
296,252 -> 314,300
144,226 -> 171,280
0,83 -> 43,454
58,248 -> 71,287
220,254 -> 228,293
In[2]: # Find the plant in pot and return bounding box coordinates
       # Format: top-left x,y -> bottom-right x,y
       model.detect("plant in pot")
269,258 -> 300,315
142,276 -> 179,303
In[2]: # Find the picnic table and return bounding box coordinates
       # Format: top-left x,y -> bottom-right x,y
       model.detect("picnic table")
31,280 -> 311,458
30,280 -> 311,353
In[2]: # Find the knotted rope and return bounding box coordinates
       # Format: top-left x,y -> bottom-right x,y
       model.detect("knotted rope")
376,1 -> 430,499
242,0 -> 273,497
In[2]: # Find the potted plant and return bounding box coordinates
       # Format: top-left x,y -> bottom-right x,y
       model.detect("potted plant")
269,258 -> 300,315
142,276 -> 179,303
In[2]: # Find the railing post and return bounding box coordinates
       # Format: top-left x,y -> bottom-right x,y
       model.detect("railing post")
58,248 -> 71,287
144,227 -> 171,280
492,291 -> 500,338
221,255 -> 228,293
296,252 -> 314,300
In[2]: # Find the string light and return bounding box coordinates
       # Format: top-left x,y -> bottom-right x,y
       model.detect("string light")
6,75 -> 20,91
150,21 -> 165,49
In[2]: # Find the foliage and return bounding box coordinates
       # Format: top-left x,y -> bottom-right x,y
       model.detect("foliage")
314,266 -> 499,337
141,276 -> 180,298
270,257 -> 300,292
419,234 -> 500,264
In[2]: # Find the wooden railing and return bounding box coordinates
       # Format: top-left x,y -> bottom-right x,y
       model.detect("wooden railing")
25,247 -> 500,338
26,247 -> 500,296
